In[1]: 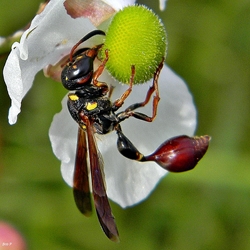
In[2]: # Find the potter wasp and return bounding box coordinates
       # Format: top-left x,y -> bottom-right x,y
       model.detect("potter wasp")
61,30 -> 210,242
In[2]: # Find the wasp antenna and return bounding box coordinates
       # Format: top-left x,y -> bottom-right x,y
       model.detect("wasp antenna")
70,30 -> 106,61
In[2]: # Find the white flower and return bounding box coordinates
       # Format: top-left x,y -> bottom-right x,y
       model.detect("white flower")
3,0 -> 196,208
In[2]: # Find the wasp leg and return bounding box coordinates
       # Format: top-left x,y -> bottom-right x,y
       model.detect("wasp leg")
112,65 -> 135,109
124,58 -> 164,121
108,85 -> 115,98
92,49 -> 109,94
117,110 -> 157,122
93,49 -> 109,83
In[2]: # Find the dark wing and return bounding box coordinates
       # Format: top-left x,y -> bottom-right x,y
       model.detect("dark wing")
84,117 -> 119,242
73,127 -> 92,216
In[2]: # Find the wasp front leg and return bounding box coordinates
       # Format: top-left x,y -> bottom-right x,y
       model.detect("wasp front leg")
92,49 -> 109,94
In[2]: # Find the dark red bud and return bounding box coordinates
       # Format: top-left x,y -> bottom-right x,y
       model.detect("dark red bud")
143,135 -> 211,172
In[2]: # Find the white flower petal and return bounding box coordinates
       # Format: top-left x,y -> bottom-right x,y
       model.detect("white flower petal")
49,95 -> 77,185
49,64 -> 196,208
3,0 -> 113,124
159,0 -> 167,11
102,0 -> 135,11
3,49 -> 23,124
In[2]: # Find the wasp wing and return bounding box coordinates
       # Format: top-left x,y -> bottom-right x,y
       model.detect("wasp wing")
84,117 -> 119,242
73,127 -> 92,216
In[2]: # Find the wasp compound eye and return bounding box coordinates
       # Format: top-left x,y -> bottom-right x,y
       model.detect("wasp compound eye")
61,56 -> 94,90
61,30 -> 105,90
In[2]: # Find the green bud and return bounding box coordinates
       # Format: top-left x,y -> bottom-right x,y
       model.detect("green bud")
101,5 -> 167,84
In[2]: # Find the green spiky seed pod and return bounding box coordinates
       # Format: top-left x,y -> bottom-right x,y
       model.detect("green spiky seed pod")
101,5 -> 167,84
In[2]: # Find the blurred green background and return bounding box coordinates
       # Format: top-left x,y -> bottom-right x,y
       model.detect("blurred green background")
1,0 -> 250,249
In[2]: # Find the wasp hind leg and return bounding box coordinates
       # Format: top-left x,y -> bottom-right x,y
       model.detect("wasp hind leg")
117,59 -> 164,122
126,58 -> 164,121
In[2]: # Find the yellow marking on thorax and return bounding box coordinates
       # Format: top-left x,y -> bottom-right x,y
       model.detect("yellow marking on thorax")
86,102 -> 98,111
68,94 -> 79,101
